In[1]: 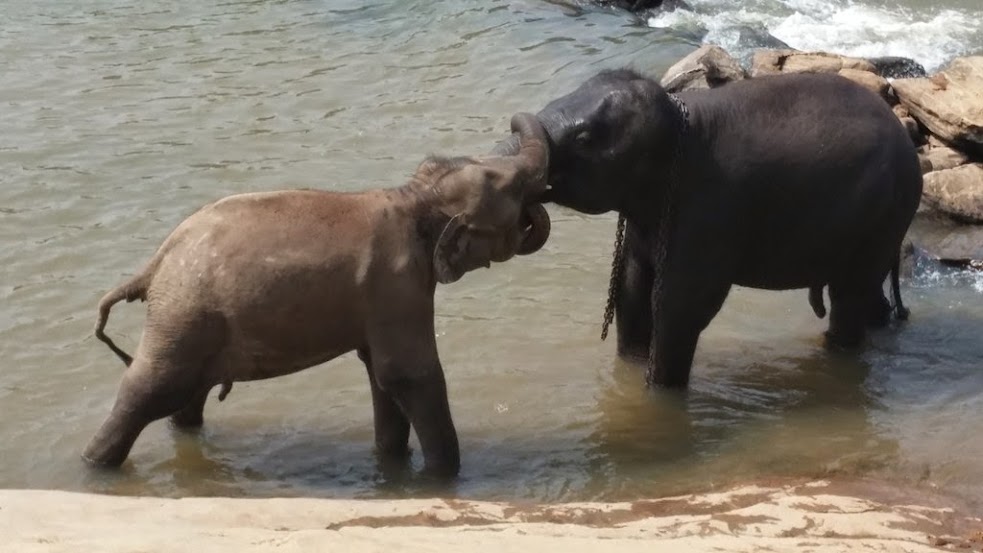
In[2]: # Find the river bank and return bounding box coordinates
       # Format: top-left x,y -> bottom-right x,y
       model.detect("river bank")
3,480 -> 981,552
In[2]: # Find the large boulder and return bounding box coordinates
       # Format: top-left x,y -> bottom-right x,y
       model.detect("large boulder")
922,163 -> 983,223
660,45 -> 747,93
734,25 -> 791,51
905,212 -> 983,268
837,68 -> 893,102
866,56 -> 928,79
918,138 -> 970,174
892,56 -> 983,156
893,105 -> 926,145
751,50 -> 892,102
751,49 -> 877,76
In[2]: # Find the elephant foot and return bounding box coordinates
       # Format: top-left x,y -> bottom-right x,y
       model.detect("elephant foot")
169,387 -> 211,430
376,439 -> 411,460
823,329 -> 864,351
616,346 -> 649,365
646,368 -> 692,389
420,459 -> 462,480
82,424 -> 140,468
865,292 -> 892,329
169,411 -> 204,431
895,304 -> 911,321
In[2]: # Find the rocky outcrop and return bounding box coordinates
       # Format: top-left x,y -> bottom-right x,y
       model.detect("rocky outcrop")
661,45 -> 747,93
750,50 -> 894,102
751,49 -> 876,76
892,57 -> 983,156
751,50 -> 925,80
922,164 -> 983,224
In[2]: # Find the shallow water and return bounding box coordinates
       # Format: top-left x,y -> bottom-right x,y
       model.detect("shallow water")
1,0 -> 982,505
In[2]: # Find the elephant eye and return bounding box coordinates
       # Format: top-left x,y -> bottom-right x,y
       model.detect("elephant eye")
574,130 -> 591,146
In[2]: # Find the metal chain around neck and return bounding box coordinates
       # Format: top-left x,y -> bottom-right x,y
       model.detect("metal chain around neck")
600,93 -> 690,347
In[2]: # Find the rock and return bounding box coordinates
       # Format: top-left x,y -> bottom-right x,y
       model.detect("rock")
919,142 -> 969,174
735,25 -> 791,51
906,211 -> 983,265
751,49 -> 876,77
892,56 -> 983,156
898,116 -> 923,145
660,45 -> 747,93
893,105 -> 925,144
866,56 -> 928,79
837,68 -> 892,102
918,155 -> 933,175
922,164 -> 983,223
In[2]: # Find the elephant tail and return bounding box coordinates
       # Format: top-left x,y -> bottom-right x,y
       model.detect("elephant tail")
891,251 -> 910,321
94,260 -> 158,367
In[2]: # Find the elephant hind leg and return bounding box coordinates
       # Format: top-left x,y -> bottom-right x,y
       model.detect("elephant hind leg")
83,356 -> 201,467
825,281 -> 879,349
865,289 -> 892,329
169,386 -> 212,430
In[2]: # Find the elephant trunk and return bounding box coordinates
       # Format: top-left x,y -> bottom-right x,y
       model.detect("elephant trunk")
507,113 -> 551,256
490,133 -> 520,157
492,110 -> 565,158
517,202 -> 551,255
510,112 -> 549,192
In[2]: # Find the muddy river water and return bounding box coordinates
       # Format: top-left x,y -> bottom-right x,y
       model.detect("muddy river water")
1,0 -> 982,505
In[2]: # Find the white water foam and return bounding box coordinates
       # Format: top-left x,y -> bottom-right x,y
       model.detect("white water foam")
648,0 -> 983,71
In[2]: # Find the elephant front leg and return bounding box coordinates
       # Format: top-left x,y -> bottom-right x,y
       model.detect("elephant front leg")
647,273 -> 732,389
358,348 -> 411,460
382,368 -> 459,479
366,305 -> 460,479
615,222 -> 654,361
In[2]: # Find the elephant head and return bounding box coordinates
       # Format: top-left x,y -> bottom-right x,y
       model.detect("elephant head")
428,112 -> 551,284
492,69 -> 684,216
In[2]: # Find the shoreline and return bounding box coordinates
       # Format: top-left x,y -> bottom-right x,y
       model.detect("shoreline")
2,480 -> 980,552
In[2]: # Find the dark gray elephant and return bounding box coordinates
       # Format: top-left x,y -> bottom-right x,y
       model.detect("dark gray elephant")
495,69 -> 922,388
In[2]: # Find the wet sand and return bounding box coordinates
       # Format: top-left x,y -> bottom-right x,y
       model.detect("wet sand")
3,480 -> 981,552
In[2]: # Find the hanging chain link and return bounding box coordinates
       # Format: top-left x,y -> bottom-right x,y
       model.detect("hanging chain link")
600,214 -> 626,341
600,93 -> 690,373
645,94 -> 689,381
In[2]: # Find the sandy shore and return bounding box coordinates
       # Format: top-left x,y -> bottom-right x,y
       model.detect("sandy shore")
1,480 -> 980,552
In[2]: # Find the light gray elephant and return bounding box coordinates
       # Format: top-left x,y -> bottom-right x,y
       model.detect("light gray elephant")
84,113 -> 551,478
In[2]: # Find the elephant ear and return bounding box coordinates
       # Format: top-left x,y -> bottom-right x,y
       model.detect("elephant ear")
433,214 -> 470,284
